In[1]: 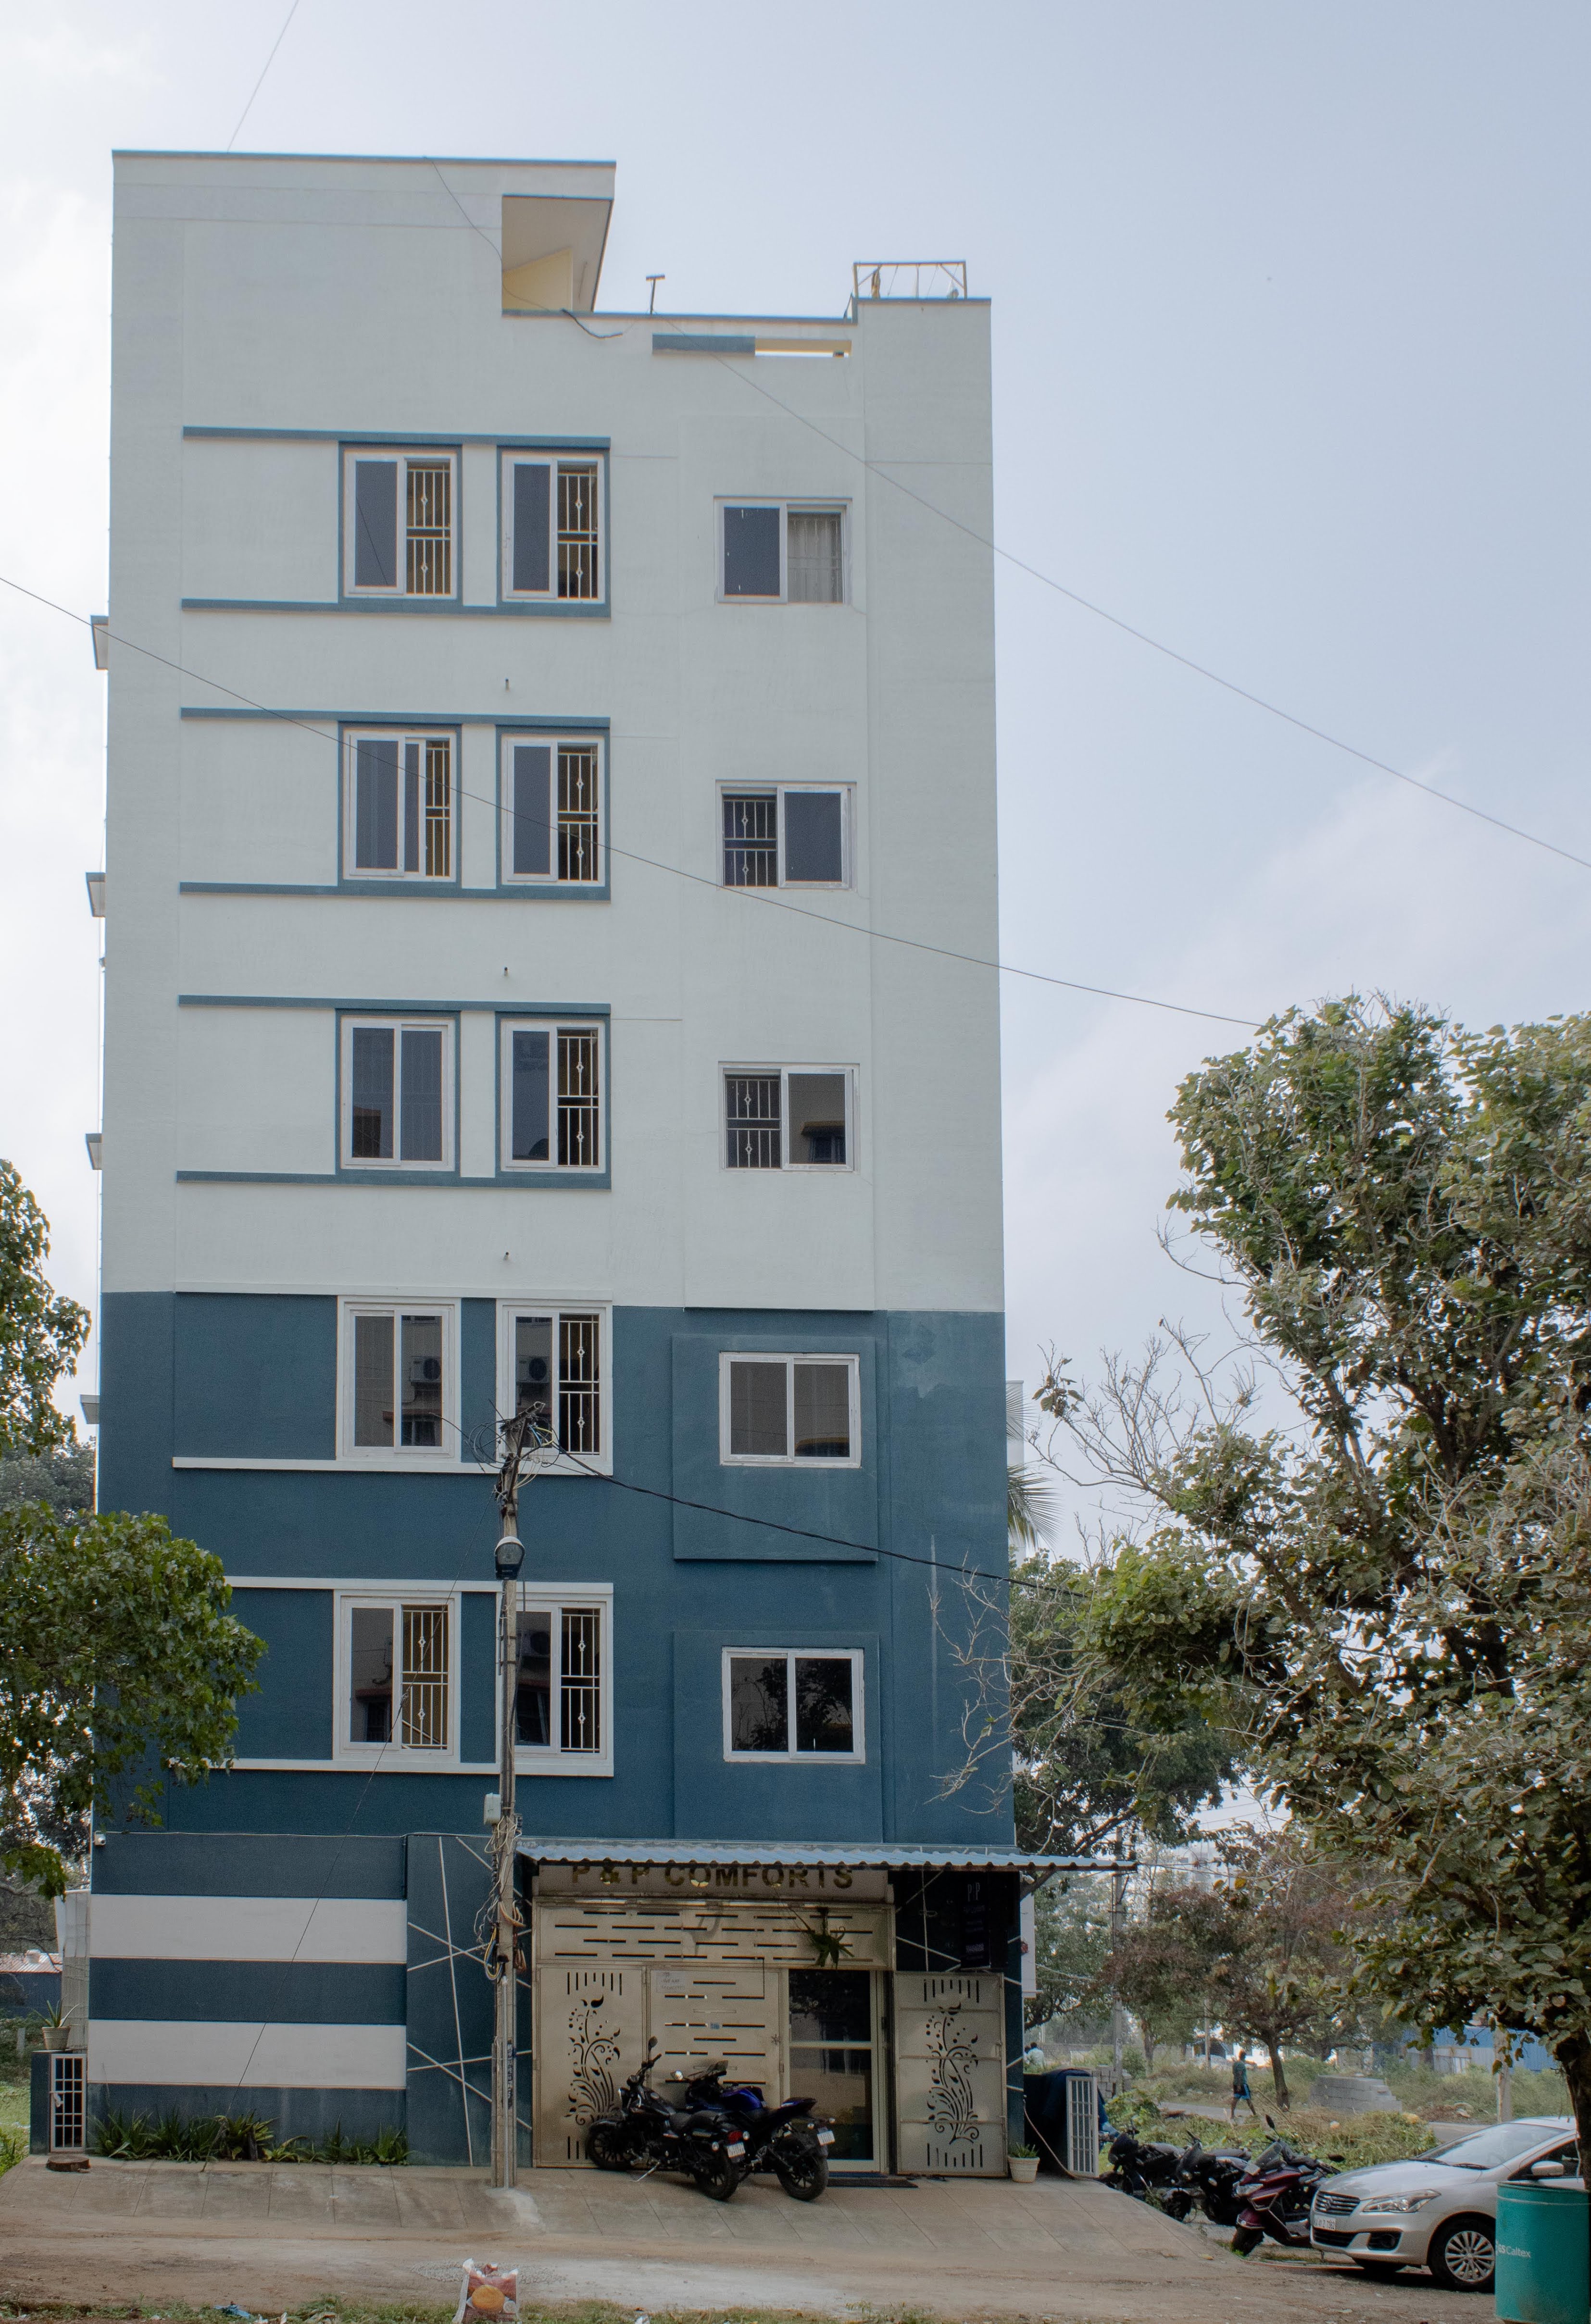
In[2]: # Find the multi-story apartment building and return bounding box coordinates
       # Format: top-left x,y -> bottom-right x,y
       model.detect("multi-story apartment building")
81,150 -> 1067,2174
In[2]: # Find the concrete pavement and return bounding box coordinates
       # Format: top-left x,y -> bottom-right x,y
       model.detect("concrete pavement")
0,2156 -> 1487,2321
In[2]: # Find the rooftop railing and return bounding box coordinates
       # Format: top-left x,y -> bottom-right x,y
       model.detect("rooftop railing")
852,261 -> 968,302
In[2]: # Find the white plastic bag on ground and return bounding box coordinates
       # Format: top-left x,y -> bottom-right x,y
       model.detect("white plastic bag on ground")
453,2256 -> 519,2322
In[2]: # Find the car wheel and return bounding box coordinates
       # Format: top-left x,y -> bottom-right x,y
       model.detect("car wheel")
1428,2215 -> 1496,2293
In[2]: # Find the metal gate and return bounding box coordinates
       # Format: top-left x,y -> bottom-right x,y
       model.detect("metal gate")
893,1971 -> 1006,2175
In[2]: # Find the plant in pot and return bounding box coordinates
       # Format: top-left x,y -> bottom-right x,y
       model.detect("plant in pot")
1009,2141 -> 1040,2184
38,2004 -> 71,2052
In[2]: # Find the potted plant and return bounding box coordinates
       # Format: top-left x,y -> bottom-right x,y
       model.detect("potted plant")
1008,2141 -> 1040,2184
38,2004 -> 71,2053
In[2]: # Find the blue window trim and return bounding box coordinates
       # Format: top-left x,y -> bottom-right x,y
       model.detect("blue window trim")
179,598 -> 612,620
495,721 -> 612,899
183,426 -> 612,448
495,447 -> 611,614
338,441 -> 464,609
492,1007 -> 611,1190
170,997 -> 611,1191
335,721 -> 464,893
333,1007 -> 462,1183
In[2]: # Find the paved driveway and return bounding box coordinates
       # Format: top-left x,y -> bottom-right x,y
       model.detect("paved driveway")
0,2157 -> 1488,2321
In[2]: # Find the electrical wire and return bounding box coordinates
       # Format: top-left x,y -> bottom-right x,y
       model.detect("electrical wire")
0,568 -> 1259,1030
225,0 -> 303,153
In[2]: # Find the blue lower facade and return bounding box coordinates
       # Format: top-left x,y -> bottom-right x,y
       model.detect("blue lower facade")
72,1292 -> 1022,2170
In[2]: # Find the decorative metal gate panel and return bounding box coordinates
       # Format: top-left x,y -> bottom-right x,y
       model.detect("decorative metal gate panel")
647,1961 -> 777,2086
893,1971 -> 1006,2175
533,1963 -> 645,2165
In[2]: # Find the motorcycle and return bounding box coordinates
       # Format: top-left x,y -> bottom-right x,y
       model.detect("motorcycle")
1230,2127 -> 1342,2254
584,2039 -> 747,2200
1162,2135 -> 1254,2226
1101,2126 -> 1186,2203
673,2061 -> 836,2201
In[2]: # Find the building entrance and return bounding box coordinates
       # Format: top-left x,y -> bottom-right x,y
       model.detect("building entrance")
788,1968 -> 881,2166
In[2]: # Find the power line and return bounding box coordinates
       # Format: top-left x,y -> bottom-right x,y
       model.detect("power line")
225,0 -> 303,153
0,569 -> 1259,1030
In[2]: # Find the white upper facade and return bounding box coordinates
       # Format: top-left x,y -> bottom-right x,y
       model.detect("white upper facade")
102,153 -> 1002,1316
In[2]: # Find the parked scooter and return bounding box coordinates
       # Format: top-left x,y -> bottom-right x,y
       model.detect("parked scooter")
1230,2125 -> 1341,2253
584,2039 -> 747,2200
1162,2135 -> 1253,2226
673,2061 -> 836,2201
1101,2126 -> 1185,2202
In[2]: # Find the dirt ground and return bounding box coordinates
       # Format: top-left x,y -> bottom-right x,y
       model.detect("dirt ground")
0,2156 -> 1493,2324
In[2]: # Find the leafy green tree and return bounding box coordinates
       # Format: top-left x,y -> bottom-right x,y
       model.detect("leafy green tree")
0,1161 -> 90,1455
0,1506 -> 264,1895
1050,999 -> 1591,2164
0,1442 -> 95,1515
1027,1874 -> 1113,2036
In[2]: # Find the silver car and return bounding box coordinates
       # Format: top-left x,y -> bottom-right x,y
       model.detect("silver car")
1310,2115 -> 1578,2292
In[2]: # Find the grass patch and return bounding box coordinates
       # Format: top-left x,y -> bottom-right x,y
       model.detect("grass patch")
1109,2086 -> 1437,2169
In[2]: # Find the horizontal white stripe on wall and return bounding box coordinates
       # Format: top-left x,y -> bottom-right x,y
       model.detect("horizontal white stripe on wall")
89,2019 -> 406,2091
89,1895 -> 408,1965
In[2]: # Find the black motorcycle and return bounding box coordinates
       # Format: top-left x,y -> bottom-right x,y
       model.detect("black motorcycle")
1102,2126 -> 1185,2202
1162,2135 -> 1254,2226
673,2061 -> 835,2200
584,2039 -> 747,2200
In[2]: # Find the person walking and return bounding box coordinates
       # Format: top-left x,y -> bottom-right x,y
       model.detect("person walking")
1229,2047 -> 1259,2122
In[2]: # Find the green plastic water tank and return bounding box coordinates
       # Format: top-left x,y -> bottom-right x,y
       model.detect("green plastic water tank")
1495,2181 -> 1589,2324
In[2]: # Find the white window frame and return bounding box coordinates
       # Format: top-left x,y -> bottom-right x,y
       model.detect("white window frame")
337,1297 -> 460,1466
718,783 -> 852,891
500,450 -> 606,605
716,499 -> 849,605
511,1582 -> 615,1777
335,1586 -> 463,1765
499,733 -> 605,886
720,1646 -> 866,1765
721,1065 -> 855,1173
494,1302 -> 613,1476
342,448 -> 459,600
499,1018 -> 605,1174
342,728 -> 457,883
340,1016 -> 455,1172
718,1351 -> 862,1468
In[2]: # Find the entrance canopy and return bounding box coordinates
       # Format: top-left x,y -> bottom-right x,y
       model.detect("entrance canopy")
519,1838 -> 1121,1876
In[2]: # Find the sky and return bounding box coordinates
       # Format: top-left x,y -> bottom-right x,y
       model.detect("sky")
0,3 -> 1587,1525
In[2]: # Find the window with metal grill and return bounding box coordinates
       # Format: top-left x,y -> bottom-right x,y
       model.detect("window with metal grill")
344,449 -> 458,598
725,1067 -> 852,1169
720,501 -> 846,603
504,1306 -> 604,1459
720,1353 -> 860,1466
501,451 -> 606,605
501,735 -> 604,885
341,1018 -> 453,1169
721,787 -> 849,888
345,730 -> 455,882
342,1597 -> 452,1757
514,1603 -> 606,1756
501,1020 -> 603,1171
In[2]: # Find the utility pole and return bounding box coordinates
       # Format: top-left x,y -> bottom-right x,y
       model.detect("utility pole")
1496,2021 -> 1513,2123
489,1408 -> 540,2190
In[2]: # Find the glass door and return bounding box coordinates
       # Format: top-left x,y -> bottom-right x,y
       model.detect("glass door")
788,1968 -> 879,2167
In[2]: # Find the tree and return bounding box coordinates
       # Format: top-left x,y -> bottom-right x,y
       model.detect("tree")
1050,999 -> 1591,2167
0,1442 -> 95,1515
937,1549 -> 1238,1857
0,1161 -> 90,1455
1027,1875 -> 1113,2036
1097,1902 -> 1204,2074
1,1504 -> 264,1895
